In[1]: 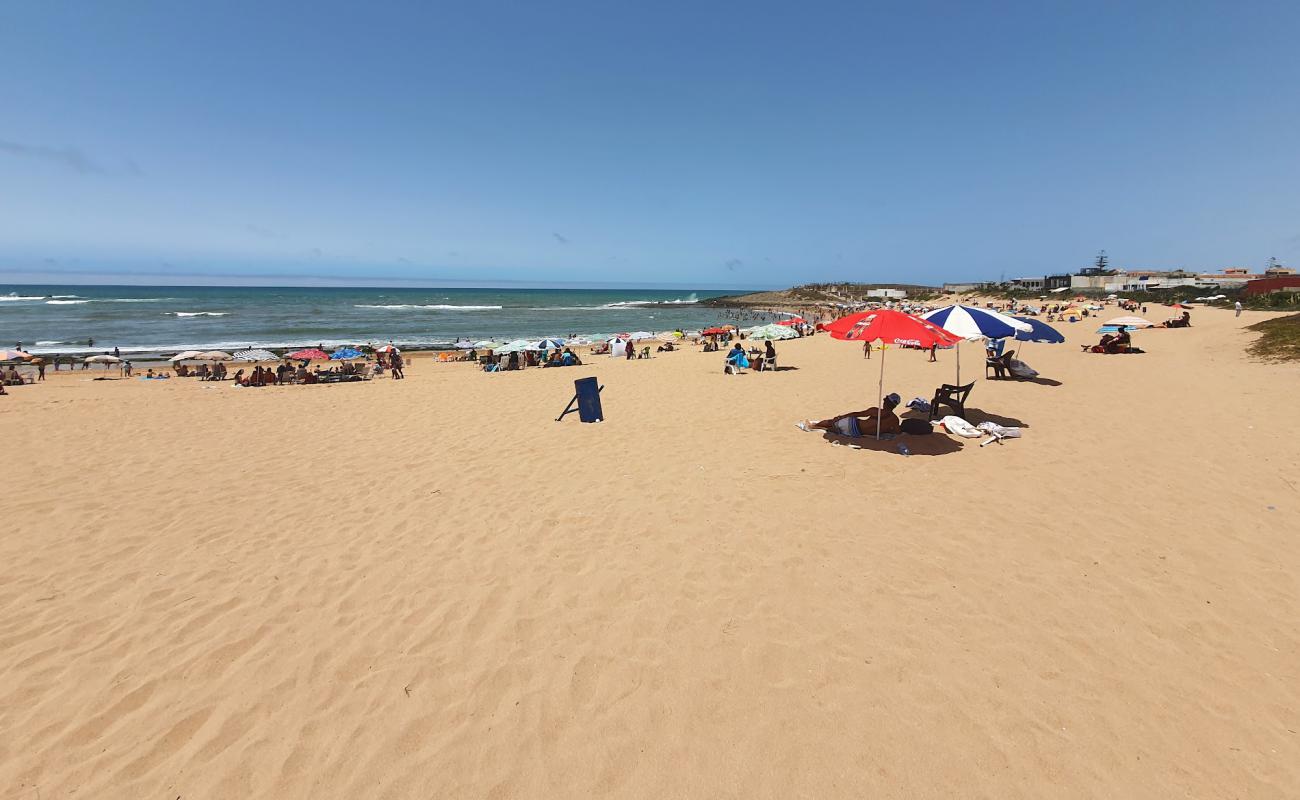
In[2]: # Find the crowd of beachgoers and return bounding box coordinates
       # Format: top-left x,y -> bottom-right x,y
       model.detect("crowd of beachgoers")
1,295 -> 1208,404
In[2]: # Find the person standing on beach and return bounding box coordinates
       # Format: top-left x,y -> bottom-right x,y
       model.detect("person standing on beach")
1235,300 -> 1243,317
390,351 -> 404,379
37,361 -> 45,381
625,339 -> 634,360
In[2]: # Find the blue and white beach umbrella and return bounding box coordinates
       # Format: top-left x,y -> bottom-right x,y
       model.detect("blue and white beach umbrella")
1011,316 -> 1065,344
533,338 -> 566,351
922,305 -> 1032,340
921,305 -> 1032,383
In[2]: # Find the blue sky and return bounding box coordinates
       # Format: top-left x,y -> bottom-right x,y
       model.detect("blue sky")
2,0 -> 1298,288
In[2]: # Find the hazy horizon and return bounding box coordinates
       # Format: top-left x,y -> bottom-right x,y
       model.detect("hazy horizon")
4,2 -> 1298,287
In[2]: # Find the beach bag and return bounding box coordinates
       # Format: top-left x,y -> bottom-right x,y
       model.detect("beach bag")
900,418 -> 932,436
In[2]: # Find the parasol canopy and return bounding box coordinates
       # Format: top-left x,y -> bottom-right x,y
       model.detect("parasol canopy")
825,310 -> 962,348
193,351 -> 234,361
169,350 -> 204,362
922,305 -> 1032,340
1011,316 -> 1065,344
1105,316 -> 1155,329
745,324 -> 799,341
287,348 -> 330,360
0,349 -> 34,361
84,354 -> 121,363
330,347 -> 363,360
233,348 -> 279,361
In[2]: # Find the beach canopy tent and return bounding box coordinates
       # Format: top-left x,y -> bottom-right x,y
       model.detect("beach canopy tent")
825,310 -> 963,439
233,348 -> 279,361
745,324 -> 799,341
84,354 -> 121,364
169,350 -> 204,362
287,348 -> 330,360
1104,316 -> 1155,329
922,305 -> 1032,383
0,349 -> 34,360
330,347 -> 363,360
193,351 -> 234,361
1011,316 -> 1065,344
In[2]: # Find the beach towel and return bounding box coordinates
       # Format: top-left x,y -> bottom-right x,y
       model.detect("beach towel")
938,415 -> 982,438
1008,359 -> 1038,379
976,422 -> 1022,439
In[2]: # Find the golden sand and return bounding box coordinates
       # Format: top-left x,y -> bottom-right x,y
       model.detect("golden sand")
2,306 -> 1297,797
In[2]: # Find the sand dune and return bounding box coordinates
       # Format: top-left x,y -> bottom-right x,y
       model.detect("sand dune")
2,305 -> 1298,798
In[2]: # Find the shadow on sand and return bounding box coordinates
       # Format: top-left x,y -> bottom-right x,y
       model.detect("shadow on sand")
816,429 -> 966,456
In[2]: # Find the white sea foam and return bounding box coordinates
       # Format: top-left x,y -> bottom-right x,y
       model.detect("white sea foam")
1,294 -> 47,301
46,299 -> 91,304
354,304 -> 503,310
169,311 -> 229,317
49,294 -> 80,298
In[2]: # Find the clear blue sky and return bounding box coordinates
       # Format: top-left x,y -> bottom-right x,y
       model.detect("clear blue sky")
3,1 -> 1298,288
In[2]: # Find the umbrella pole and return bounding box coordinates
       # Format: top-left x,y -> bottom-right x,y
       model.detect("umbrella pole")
877,343 -> 886,439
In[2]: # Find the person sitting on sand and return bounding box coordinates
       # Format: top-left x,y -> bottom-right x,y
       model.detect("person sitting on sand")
1163,311 -> 1191,328
4,365 -> 22,385
797,393 -> 902,438
986,343 -> 1016,379
1106,326 -> 1131,354
562,348 -> 580,366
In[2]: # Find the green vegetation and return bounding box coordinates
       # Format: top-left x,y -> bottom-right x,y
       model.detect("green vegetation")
1246,313 -> 1300,362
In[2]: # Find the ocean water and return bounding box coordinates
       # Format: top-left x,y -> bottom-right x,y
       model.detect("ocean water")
0,286 -> 759,354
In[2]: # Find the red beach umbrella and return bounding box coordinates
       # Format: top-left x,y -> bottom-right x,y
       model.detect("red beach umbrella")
701,327 -> 730,335
287,348 -> 330,360
824,310 -> 963,439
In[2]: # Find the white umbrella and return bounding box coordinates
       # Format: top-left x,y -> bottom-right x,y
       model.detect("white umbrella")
1105,316 -> 1155,328
193,350 -> 234,361
233,348 -> 278,361
169,350 -> 203,362
495,339 -> 535,354
84,354 -> 121,364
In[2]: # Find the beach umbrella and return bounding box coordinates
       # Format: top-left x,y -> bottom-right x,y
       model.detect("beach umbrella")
701,326 -> 730,336
329,347 -> 363,360
922,305 -> 1032,383
473,340 -> 506,349
233,348 -> 279,361
825,310 -> 962,439
193,350 -> 234,361
1008,315 -> 1065,361
746,324 -> 799,341
532,338 -> 566,351
374,344 -> 400,353
287,348 -> 330,360
169,350 -> 204,362
0,349 -> 34,361
1105,316 -> 1155,329
495,339 -> 534,354
1011,316 -> 1065,346
84,354 -> 121,363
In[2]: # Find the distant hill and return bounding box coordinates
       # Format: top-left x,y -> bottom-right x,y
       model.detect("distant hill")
702,282 -> 942,307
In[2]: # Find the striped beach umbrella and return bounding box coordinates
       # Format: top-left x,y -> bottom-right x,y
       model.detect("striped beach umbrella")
922,305 -> 1033,383
233,348 -> 279,361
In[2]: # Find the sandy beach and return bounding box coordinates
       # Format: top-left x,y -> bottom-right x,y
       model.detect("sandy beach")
2,304 -> 1298,798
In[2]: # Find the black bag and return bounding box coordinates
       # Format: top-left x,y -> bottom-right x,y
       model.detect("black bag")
900,418 -> 932,436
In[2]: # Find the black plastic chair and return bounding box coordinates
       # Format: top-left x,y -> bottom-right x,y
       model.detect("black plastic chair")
929,382 -> 974,420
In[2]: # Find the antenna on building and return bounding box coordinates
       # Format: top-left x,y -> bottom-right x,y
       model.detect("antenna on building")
1096,250 -> 1109,271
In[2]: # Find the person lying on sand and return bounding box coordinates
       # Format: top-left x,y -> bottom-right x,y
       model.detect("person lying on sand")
797,393 -> 902,438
